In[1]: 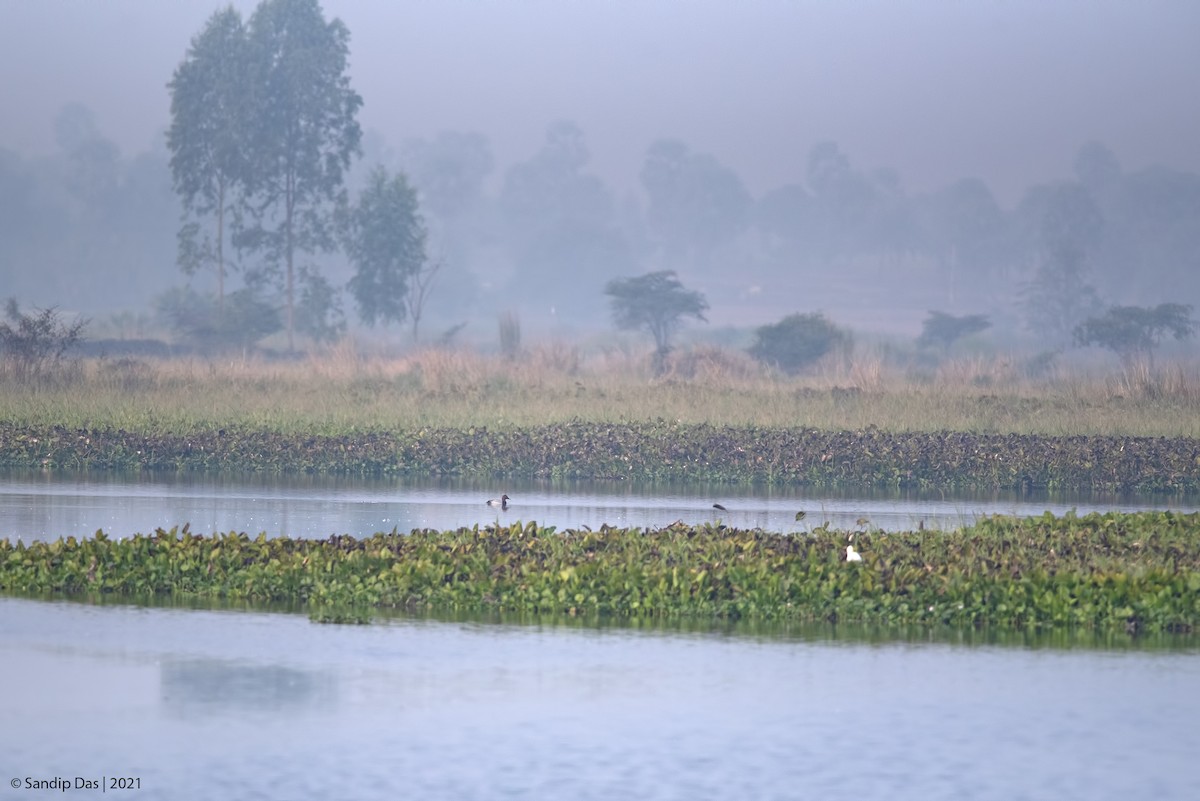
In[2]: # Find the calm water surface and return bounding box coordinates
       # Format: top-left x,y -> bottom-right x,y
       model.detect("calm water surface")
5,472 -> 1198,799
3,469 -> 1197,541
1,596 -> 1197,801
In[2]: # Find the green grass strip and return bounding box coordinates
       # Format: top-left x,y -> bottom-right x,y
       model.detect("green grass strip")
2,511 -> 1197,631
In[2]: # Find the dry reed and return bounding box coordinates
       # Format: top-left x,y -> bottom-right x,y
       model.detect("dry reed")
1,345 -> 1198,437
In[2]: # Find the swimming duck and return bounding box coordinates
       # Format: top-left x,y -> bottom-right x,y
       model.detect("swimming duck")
712,503 -> 727,511
486,494 -> 510,509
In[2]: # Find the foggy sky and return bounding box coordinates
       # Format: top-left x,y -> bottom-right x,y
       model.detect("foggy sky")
2,0 -> 1198,204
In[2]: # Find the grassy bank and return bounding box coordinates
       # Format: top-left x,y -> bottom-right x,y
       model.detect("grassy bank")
2,348 -> 1199,436
3,419 -> 1198,492
3,351 -> 1198,490
2,512 -> 1196,632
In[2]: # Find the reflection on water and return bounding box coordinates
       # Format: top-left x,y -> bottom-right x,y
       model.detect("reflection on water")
373,605 -> 1200,653
1,595 -> 1197,801
3,468 -> 1198,542
160,660 -> 335,716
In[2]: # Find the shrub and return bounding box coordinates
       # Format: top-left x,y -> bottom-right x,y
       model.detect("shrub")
747,312 -> 851,374
154,287 -> 281,354
0,298 -> 87,383
916,311 -> 991,353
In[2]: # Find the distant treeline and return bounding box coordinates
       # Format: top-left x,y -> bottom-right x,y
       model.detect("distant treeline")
2,4 -> 1198,351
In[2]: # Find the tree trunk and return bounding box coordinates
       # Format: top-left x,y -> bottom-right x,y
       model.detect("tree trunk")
652,346 -> 670,377
285,171 -> 295,352
216,178 -> 225,311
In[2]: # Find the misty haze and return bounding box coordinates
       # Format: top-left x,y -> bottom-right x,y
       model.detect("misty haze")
4,5 -> 1200,799
1,0 -> 1198,361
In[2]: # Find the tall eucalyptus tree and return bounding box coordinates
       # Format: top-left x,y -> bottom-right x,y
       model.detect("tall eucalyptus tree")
166,6 -> 249,306
238,0 -> 362,350
342,165 -> 429,334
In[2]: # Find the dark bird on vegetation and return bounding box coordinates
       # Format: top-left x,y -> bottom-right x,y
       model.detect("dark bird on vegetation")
487,494 -> 510,509
712,503 -> 727,511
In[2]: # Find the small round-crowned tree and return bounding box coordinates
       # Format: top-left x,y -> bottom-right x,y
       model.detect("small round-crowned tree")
604,270 -> 708,374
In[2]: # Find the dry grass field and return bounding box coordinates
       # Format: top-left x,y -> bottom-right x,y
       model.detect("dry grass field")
2,342 -> 1198,438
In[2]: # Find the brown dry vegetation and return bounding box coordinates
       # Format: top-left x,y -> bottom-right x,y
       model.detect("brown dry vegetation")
1,343 -> 1198,438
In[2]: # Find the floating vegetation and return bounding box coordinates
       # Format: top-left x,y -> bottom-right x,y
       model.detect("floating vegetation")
2,512 -> 1197,632
1,421 -> 1199,492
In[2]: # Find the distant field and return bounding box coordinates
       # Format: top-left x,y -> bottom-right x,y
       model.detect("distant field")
1,346 -> 1198,438
1,348 -> 1198,492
